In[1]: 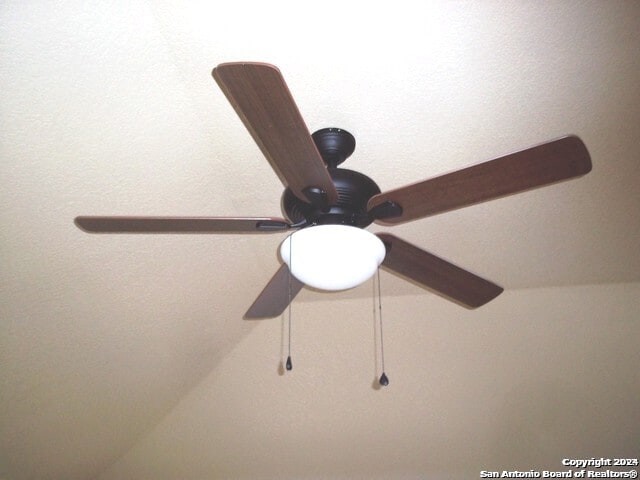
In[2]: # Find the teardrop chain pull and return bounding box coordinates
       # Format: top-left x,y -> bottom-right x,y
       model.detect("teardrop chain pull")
286,232 -> 293,372
376,268 -> 389,387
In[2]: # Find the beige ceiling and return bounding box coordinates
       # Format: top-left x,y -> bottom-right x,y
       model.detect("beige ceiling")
1,1 -> 639,479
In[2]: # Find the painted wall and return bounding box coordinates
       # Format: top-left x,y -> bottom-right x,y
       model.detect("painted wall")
100,282 -> 640,479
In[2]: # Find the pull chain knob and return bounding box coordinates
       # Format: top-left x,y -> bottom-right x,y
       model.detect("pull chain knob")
286,355 -> 292,371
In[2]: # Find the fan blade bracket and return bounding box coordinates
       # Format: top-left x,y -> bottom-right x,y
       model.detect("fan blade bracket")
301,186 -> 329,208
255,219 -> 291,231
367,200 -> 403,221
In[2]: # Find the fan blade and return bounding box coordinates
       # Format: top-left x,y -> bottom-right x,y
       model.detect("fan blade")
368,135 -> 591,225
74,216 -> 292,233
377,233 -> 503,308
213,62 -> 338,206
245,264 -> 305,319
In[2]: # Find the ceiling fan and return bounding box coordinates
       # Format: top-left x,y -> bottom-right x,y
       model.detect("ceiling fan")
75,62 -> 592,318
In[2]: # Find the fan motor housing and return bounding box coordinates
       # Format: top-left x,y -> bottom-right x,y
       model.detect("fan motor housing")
282,167 -> 381,228
282,128 -> 383,228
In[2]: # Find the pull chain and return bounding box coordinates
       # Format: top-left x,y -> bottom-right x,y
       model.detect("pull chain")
376,268 -> 389,386
286,232 -> 293,371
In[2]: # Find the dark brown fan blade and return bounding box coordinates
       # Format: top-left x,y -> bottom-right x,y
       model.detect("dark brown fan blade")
368,135 -> 591,225
213,62 -> 338,206
377,233 -> 503,308
244,263 -> 305,319
74,216 -> 292,233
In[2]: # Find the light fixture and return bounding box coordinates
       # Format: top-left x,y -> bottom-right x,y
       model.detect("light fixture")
280,225 -> 386,291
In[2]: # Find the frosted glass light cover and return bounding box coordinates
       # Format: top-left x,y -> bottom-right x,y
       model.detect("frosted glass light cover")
280,225 -> 386,291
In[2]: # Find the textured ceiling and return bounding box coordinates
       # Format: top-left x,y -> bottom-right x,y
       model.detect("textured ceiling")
1,1 -> 639,479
